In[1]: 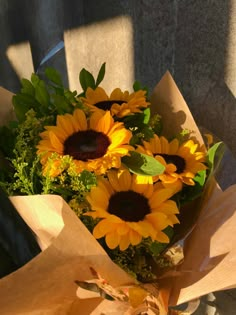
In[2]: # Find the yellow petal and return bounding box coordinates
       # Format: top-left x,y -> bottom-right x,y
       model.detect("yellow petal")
93,219 -> 115,238
117,169 -> 132,190
128,221 -> 156,239
117,223 -> 130,235
87,187 -> 109,210
110,88 -> 125,100
96,111 -> 113,134
119,234 -> 130,251
146,212 -> 169,231
149,188 -> 175,209
131,174 -> 153,198
129,230 -> 142,246
57,114 -> 74,135
160,136 -> 170,154
155,231 -> 169,243
168,138 -> 179,154
161,179 -> 183,193
105,232 -> 120,249
150,135 -> 161,153
48,132 -> 64,153
89,110 -> 104,130
155,200 -> 179,214
97,177 -> 114,196
73,109 -> 87,130
108,169 -> 132,191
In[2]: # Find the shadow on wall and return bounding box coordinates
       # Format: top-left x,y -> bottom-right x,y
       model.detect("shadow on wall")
1,0 -> 235,159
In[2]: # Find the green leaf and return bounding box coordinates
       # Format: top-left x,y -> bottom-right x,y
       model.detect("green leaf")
143,108 -> 150,124
194,170 -> 206,187
133,81 -> 142,92
51,94 -> 73,114
64,89 -> 78,104
133,80 -> 149,95
95,63 -> 106,87
122,151 -> 165,176
207,141 -> 225,174
174,170 -> 207,206
31,73 -> 40,86
45,67 -> 63,86
79,170 -> 97,190
79,68 -> 96,92
20,79 -> 35,96
12,94 -> 40,122
34,80 -> 50,108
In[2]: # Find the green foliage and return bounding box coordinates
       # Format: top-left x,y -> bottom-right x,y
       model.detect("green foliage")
206,141 -> 225,177
95,62 -> 106,87
21,78 -> 35,96
122,151 -> 165,176
2,110 -> 53,195
122,110 -> 155,145
173,170 -> 207,207
45,67 -> 63,86
133,80 -> 149,96
79,62 -> 106,96
79,68 -> 96,92
12,93 -> 41,122
31,74 -> 50,110
12,68 -> 84,122
149,113 -> 163,136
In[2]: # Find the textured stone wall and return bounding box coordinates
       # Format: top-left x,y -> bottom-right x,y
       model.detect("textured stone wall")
1,0 -> 236,185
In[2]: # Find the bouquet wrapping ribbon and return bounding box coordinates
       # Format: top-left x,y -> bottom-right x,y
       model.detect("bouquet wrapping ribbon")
0,72 -> 236,314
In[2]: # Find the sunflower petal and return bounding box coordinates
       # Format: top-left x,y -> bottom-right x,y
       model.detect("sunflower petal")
149,188 -> 175,209
48,131 -> 63,153
155,231 -> 169,243
93,219 -> 115,239
105,232 -> 120,249
146,212 -> 169,231
73,109 -> 87,130
129,230 -> 142,246
119,234 -> 130,251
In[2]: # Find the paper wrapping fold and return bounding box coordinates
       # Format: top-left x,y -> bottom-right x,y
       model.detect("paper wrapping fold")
0,195 -> 134,315
0,72 -> 236,314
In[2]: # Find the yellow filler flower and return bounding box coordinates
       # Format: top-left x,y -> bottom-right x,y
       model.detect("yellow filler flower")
80,87 -> 150,118
137,134 -> 207,187
86,169 -> 179,251
37,109 -> 133,176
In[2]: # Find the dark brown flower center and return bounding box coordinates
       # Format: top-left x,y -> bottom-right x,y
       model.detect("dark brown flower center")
108,190 -> 151,222
94,100 -> 125,110
158,154 -> 186,174
63,130 -> 110,161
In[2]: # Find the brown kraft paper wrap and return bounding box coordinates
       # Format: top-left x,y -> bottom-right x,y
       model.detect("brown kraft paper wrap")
0,72 -> 235,314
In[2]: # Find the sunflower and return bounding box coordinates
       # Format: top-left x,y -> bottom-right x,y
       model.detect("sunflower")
137,134 -> 207,188
80,87 -> 150,118
36,109 -> 133,176
85,169 -> 179,250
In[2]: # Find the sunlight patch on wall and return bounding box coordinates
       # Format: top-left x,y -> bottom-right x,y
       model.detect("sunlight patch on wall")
6,41 -> 34,80
225,0 -> 236,97
64,15 -> 134,93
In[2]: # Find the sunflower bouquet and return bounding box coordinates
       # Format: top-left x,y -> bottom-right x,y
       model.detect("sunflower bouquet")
0,64 -> 225,314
